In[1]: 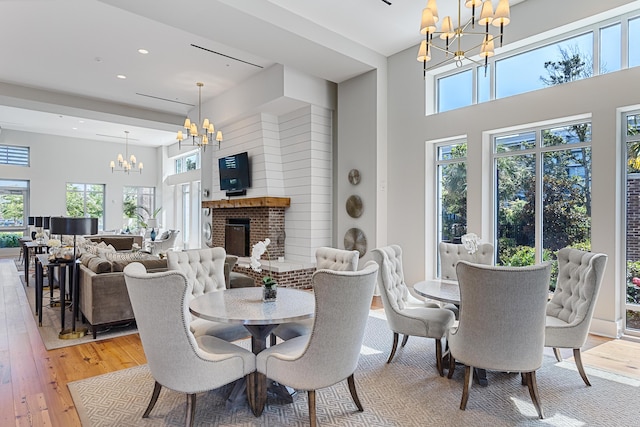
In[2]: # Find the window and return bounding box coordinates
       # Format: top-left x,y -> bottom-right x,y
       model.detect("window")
175,152 -> 200,174
66,183 -> 105,230
599,23 -> 621,73
494,121 -> 592,290
437,70 -> 472,113
0,179 -> 28,247
123,186 -> 155,231
436,141 -> 467,244
624,111 -> 640,334
630,17 -> 640,68
181,184 -> 190,249
0,145 -> 29,166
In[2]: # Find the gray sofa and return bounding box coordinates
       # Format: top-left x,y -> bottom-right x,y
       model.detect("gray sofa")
85,234 -> 143,251
78,253 -> 167,338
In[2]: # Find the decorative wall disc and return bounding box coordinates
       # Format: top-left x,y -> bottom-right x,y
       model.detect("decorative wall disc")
203,221 -> 212,241
344,227 -> 367,258
348,169 -> 361,185
346,195 -> 363,218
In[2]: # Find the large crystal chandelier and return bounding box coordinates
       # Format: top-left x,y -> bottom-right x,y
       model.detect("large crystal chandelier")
176,82 -> 223,151
417,0 -> 511,76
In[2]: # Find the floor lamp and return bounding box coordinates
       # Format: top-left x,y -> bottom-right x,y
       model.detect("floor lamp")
50,217 -> 98,339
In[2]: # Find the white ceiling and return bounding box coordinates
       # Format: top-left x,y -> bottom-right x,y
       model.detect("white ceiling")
0,0 -> 526,147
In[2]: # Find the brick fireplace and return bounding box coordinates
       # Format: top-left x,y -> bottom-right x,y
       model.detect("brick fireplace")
203,197 -> 290,258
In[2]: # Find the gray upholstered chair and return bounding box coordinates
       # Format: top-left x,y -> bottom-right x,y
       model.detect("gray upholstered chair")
252,261 -> 379,424
448,261 -> 552,419
545,247 -> 608,386
224,255 -> 255,288
123,262 -> 256,427
371,245 -> 455,376
439,241 -> 494,280
270,246 -> 361,344
167,248 -> 249,341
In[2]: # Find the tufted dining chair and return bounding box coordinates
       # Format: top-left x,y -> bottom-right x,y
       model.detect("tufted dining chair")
252,261 -> 379,424
448,261 -> 552,419
270,246 -> 361,344
123,262 -> 256,427
167,247 -> 249,341
545,247 -> 608,386
371,245 -> 455,376
439,241 -> 494,280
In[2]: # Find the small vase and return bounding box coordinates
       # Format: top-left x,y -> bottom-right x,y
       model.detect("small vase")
150,228 -> 156,241
262,284 -> 277,302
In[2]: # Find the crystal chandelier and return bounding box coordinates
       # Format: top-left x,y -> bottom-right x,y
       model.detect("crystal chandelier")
417,0 -> 511,76
109,131 -> 143,174
176,82 -> 223,150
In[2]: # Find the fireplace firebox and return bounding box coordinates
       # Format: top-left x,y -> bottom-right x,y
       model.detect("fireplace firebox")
225,218 -> 250,256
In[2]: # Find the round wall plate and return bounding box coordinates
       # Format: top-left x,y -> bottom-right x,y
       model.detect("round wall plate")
203,222 -> 212,241
344,227 -> 367,257
346,195 -> 363,218
348,169 -> 361,185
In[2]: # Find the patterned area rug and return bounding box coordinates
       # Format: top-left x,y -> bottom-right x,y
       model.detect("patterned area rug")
68,311 -> 640,426
10,259 -> 138,350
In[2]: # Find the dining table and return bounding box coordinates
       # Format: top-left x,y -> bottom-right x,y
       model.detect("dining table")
413,279 -> 489,386
189,286 -> 315,414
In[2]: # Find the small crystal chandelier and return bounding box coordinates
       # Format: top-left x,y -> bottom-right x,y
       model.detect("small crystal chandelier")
176,82 -> 223,151
417,0 -> 511,76
109,131 -> 143,174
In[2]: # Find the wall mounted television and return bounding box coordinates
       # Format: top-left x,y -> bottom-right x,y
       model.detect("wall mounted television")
218,151 -> 251,196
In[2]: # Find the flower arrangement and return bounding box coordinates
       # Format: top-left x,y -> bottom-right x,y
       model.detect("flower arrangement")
251,238 -> 277,301
461,233 -> 480,255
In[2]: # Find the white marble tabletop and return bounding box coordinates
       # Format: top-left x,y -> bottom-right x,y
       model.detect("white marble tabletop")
413,279 -> 460,305
189,287 -> 315,326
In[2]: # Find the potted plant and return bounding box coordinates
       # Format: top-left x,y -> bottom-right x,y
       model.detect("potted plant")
250,238 -> 277,302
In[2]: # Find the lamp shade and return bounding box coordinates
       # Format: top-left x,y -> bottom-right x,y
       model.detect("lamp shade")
146,218 -> 158,229
35,216 -> 43,227
50,217 -> 98,236
43,217 -> 50,229
28,216 -> 35,226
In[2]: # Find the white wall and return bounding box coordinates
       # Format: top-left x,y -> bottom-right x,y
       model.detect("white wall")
0,129 -> 161,231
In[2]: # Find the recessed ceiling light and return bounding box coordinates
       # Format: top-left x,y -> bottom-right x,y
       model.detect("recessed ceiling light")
138,48 -> 149,54
117,74 -> 127,79
72,127 -> 78,130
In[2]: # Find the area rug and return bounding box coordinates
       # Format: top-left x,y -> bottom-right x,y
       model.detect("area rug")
68,314 -> 640,427
7,259 -> 138,350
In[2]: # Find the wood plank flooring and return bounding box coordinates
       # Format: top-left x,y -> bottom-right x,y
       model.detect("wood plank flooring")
2,258 -> 639,426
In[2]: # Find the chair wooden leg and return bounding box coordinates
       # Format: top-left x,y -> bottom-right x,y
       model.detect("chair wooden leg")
553,347 -> 562,362
142,381 -> 162,418
401,334 -> 409,347
185,393 -> 196,427
573,348 -> 591,386
435,339 -> 444,377
460,365 -> 473,410
524,371 -> 544,419
308,390 -> 317,427
387,332 -> 399,363
447,353 -> 456,379
347,374 -> 364,411
247,372 -> 268,417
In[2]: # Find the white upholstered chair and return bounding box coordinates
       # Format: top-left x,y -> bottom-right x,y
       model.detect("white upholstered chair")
439,241 -> 494,280
371,245 -> 455,376
123,262 -> 256,427
224,255 -> 255,288
167,247 -> 249,341
545,247 -> 608,386
252,261 -> 379,424
448,261 -> 552,419
150,229 -> 180,254
270,246 -> 360,344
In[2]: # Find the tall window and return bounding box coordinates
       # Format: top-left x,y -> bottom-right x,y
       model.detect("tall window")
494,121 -> 592,290
0,179 -> 28,247
181,184 -> 190,249
66,183 -> 105,230
123,186 -> 155,231
624,111 -> 640,334
436,141 -> 467,244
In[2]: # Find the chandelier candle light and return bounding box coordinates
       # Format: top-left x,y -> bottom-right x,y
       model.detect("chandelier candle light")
250,238 -> 277,302
109,131 -> 143,174
176,82 -> 223,151
417,0 -> 511,77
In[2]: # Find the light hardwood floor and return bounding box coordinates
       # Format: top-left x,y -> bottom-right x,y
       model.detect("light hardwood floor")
2,258 -> 639,426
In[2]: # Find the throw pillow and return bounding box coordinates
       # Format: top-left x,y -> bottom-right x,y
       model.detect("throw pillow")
80,253 -> 97,267
87,256 -> 113,274
111,257 -> 167,272
159,231 -> 170,240
102,251 -> 148,263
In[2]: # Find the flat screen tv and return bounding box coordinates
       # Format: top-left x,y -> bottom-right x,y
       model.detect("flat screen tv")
218,151 -> 251,196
